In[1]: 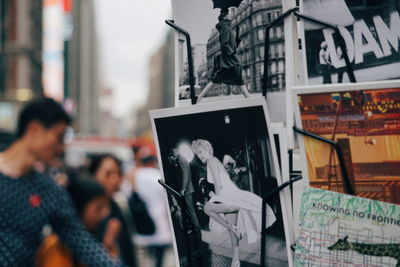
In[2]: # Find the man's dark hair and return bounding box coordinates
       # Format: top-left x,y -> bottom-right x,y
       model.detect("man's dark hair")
17,97 -> 72,138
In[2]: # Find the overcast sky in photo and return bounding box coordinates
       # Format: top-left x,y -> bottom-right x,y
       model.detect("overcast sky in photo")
172,0 -> 218,44
95,0 -> 172,119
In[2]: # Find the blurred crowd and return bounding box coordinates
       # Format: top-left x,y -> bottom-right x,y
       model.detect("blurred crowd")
0,98 -> 173,267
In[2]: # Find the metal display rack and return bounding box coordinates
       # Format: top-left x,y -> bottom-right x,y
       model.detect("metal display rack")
163,7 -> 357,266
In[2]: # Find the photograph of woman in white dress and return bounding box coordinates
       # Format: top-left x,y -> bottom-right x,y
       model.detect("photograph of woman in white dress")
151,100 -> 292,266
192,139 -> 276,267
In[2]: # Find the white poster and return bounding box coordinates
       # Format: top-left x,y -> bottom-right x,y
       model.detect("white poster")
150,98 -> 293,266
172,0 -> 286,112
300,0 -> 400,85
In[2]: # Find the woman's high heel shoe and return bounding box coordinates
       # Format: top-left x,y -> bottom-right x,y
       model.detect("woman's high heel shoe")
231,260 -> 240,267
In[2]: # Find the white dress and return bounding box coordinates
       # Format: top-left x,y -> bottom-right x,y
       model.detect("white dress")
207,157 -> 276,244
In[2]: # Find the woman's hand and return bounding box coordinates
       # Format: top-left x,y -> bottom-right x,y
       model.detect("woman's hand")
102,218 -> 121,258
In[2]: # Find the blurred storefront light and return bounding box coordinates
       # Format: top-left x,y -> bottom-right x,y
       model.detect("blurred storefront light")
42,0 -> 65,101
16,88 -> 33,102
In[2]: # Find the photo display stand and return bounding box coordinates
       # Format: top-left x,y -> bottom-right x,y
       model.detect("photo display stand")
261,5 -> 361,263
166,18 -> 304,267
164,6 -> 362,265
163,2 -> 400,266
262,7 -> 357,209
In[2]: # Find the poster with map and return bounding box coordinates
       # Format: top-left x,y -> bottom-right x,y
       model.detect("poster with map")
295,187 -> 400,267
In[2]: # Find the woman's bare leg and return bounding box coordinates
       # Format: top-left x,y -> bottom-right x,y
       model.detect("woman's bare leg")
197,82 -> 216,103
204,202 -> 238,230
240,84 -> 250,98
226,213 -> 240,267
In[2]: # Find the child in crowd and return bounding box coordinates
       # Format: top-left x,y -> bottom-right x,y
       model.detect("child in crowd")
35,177 -> 118,266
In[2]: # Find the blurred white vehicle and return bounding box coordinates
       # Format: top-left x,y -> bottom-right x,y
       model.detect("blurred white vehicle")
65,135 -> 134,168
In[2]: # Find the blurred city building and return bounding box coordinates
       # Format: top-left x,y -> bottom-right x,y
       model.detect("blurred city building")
98,86 -> 126,137
65,0 -> 100,134
0,0 -> 43,133
0,0 -> 43,99
134,29 -> 175,136
177,43 -> 203,99
181,43 -> 206,94
0,0 -> 128,143
0,0 -> 108,142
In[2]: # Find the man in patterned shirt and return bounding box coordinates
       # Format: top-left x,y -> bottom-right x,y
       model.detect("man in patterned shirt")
0,98 -> 123,266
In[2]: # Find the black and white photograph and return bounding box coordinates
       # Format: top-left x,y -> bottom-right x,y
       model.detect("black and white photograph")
150,99 -> 292,267
172,0 -> 286,106
301,0 -> 400,85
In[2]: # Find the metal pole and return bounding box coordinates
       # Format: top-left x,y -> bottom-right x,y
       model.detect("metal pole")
260,175 -> 302,267
165,20 -> 197,105
158,180 -> 193,267
293,11 -> 356,83
293,126 -> 355,195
